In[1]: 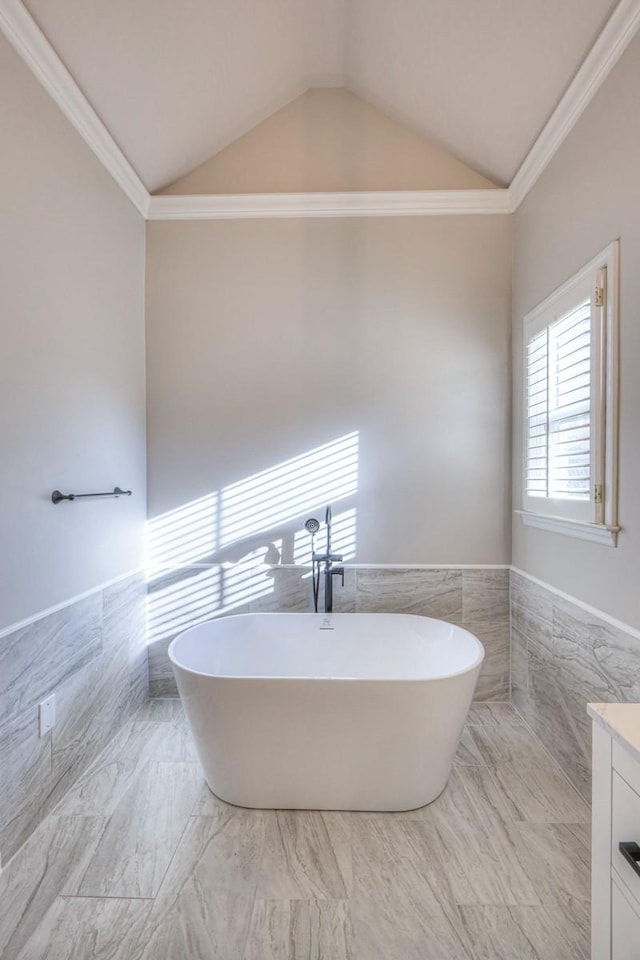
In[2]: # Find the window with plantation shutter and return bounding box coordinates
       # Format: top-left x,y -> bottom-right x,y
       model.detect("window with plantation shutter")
519,242 -> 620,546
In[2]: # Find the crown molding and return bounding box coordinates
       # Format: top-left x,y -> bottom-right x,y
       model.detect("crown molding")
509,0 -> 640,210
147,189 -> 511,221
0,0 -> 150,217
3,0 -> 639,219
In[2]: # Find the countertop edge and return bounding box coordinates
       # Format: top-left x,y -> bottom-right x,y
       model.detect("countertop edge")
588,702 -> 640,765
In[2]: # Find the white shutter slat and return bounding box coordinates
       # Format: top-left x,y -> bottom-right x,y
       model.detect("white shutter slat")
548,436 -> 590,452
555,329 -> 589,354
556,370 -> 590,390
549,418 -> 590,436
554,352 -> 590,378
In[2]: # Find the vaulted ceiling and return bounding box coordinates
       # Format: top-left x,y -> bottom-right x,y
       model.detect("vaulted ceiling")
22,0 -> 617,193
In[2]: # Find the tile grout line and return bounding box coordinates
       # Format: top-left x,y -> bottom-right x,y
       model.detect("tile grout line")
57,893 -> 155,901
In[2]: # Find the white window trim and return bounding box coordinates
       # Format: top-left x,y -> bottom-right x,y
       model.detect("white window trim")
515,509 -> 620,546
519,240 -> 620,546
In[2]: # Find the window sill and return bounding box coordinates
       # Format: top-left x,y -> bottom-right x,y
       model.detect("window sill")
515,510 -> 620,546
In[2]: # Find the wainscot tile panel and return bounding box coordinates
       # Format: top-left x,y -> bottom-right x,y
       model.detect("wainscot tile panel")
462,569 -> 509,624
465,621 -> 510,702
48,643 -> 136,811
461,570 -> 509,702
510,625 -> 528,715
103,575 -> 148,705
510,569 -> 640,800
0,707 -> 52,856
0,573 -> 147,866
0,594 -> 102,727
355,568 -> 463,622
148,565 -> 509,700
510,572 -> 553,656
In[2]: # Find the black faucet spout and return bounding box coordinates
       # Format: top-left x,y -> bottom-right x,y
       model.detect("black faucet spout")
324,562 -> 344,614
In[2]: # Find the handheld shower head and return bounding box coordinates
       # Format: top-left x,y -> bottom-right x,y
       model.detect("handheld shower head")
305,517 -> 321,612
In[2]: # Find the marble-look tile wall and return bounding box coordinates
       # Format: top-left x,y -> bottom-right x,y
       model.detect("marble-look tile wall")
511,569 -> 640,801
147,565 -> 510,701
0,573 -> 147,865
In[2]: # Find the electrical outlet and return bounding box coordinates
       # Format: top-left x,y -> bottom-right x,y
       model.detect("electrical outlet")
39,694 -> 55,737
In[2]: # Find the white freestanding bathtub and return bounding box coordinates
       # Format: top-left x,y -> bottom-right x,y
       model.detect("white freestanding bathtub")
169,612 -> 484,811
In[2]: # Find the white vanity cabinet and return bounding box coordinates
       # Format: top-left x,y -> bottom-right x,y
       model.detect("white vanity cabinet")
590,704 -> 640,959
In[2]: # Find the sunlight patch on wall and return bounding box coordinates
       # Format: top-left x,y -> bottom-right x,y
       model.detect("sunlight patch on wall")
219,432 -> 359,547
221,544 -> 284,610
146,545 -> 283,644
146,493 -> 218,581
147,566 -> 221,643
146,432 -> 359,644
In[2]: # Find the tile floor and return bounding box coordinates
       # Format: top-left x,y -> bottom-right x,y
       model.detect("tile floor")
0,699 -> 591,959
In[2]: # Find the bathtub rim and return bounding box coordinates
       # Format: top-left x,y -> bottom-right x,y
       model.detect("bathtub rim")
168,611 -> 485,683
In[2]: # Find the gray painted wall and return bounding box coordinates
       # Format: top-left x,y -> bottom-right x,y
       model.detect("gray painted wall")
512,31 -> 640,630
0,34 -> 147,630
145,215 -> 512,566
0,30 -> 148,868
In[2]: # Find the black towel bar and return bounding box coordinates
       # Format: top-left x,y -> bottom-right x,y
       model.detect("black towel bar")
51,487 -> 132,504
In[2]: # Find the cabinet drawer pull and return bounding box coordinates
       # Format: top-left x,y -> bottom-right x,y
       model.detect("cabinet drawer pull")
619,841 -> 640,877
